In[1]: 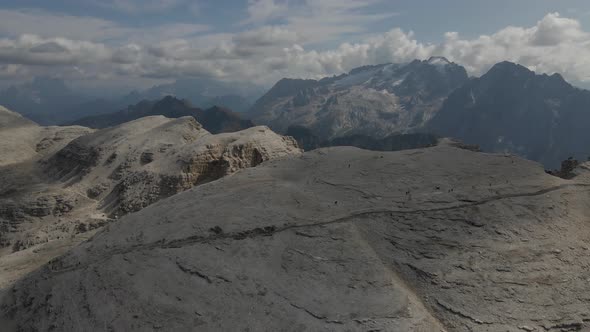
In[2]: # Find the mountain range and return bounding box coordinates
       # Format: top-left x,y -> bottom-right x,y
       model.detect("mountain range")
3,57 -> 590,331
0,77 -> 116,125
72,96 -> 255,134
248,57 -> 468,140
248,59 -> 590,168
0,77 -> 262,126
124,78 -> 263,113
4,58 -> 590,168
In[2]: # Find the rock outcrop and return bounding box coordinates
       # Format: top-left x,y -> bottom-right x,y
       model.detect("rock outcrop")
0,115 -> 300,288
3,143 -> 590,331
45,116 -> 299,216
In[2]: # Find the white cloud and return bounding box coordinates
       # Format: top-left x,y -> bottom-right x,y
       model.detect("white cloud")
1,11 -> 590,88
242,0 -> 289,25
263,12 -> 590,84
234,26 -> 298,47
0,9 -> 209,43
242,0 -> 399,44
430,12 -> 590,79
0,34 -> 111,66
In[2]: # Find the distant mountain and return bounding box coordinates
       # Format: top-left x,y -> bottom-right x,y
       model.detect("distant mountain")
0,77 -> 264,126
0,77 -> 137,126
429,61 -> 590,168
123,78 -> 264,113
248,57 -> 468,140
72,96 -> 255,134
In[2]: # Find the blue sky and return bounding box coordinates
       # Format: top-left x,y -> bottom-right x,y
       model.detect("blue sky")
1,0 -> 590,90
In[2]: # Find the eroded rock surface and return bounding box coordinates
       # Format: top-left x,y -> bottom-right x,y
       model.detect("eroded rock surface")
3,144 -> 589,331
0,114 -> 300,288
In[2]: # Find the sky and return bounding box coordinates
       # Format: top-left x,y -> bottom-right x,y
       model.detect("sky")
1,0 -> 590,92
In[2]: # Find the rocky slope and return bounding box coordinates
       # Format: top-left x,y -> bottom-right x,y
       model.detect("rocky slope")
72,96 -> 255,133
2,143 -> 589,331
429,61 -> 590,168
0,115 -> 300,288
249,57 -> 468,140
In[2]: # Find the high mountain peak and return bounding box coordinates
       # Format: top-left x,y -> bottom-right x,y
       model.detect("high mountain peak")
481,62 -> 572,91
427,56 -> 451,65
249,59 -> 469,139
484,61 -> 536,80
154,95 -> 193,109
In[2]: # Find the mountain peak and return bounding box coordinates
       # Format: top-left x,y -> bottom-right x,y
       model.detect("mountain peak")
427,56 -> 451,65
488,61 -> 532,74
154,95 -> 192,109
483,62 -> 572,91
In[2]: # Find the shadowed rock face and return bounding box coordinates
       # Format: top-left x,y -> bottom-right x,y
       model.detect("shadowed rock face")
429,61 -> 590,168
248,58 -> 468,140
72,96 -> 255,134
286,124 -> 439,152
3,143 -> 590,331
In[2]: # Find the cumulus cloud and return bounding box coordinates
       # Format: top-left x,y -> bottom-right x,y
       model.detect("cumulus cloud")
1,11 -> 590,87
0,9 -> 209,43
430,13 -> 590,79
242,0 -> 399,44
242,0 -> 289,25
234,26 -> 298,47
266,12 -> 590,84
0,34 -> 111,66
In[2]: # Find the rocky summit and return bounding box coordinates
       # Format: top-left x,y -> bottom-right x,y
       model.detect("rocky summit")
2,142 -> 589,331
0,111 -> 300,289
